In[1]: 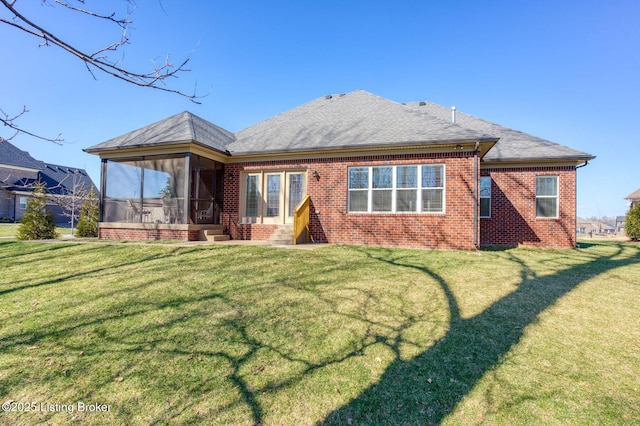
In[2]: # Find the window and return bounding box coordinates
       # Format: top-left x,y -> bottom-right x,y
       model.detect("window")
347,164 -> 445,213
372,166 -> 392,212
240,170 -> 306,224
244,175 -> 260,218
19,197 -> 28,210
288,174 -> 304,217
480,176 -> 491,218
396,166 -> 418,212
348,167 -> 369,212
536,176 -> 558,218
422,165 -> 444,212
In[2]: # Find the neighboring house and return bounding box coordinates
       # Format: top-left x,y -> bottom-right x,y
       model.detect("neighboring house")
577,218 -> 616,236
625,188 -> 640,209
0,140 -> 97,224
85,90 -> 595,249
615,216 -> 626,236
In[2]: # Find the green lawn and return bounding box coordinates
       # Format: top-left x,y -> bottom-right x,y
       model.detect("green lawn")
0,240 -> 638,425
0,224 -> 73,238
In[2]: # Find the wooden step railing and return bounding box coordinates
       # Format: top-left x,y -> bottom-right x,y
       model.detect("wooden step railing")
292,195 -> 311,245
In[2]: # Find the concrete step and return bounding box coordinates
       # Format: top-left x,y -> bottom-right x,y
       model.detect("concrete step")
202,226 -> 228,242
268,225 -> 293,245
205,227 -> 225,236
206,234 -> 230,242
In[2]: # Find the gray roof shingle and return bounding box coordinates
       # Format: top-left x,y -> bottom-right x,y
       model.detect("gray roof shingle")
85,111 -> 235,154
0,140 -> 96,194
85,90 -> 594,164
38,163 -> 97,195
0,140 -> 45,169
403,101 -> 594,163
228,90 -> 493,154
625,188 -> 640,200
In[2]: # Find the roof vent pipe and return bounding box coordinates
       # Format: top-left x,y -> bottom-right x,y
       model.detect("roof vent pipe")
451,106 -> 457,123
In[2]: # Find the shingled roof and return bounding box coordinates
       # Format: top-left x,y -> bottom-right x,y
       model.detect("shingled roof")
37,163 -> 97,195
85,111 -> 235,155
625,188 -> 640,200
403,100 -> 594,163
0,140 -> 44,170
0,140 -> 96,194
228,90 -> 494,155
85,90 -> 594,164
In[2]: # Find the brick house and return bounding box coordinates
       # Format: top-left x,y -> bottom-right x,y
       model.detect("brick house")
84,90 -> 594,249
0,140 -> 97,224
626,188 -> 640,209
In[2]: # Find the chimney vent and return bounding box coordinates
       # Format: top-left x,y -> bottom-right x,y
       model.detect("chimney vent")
419,101 -> 426,106
451,106 -> 457,123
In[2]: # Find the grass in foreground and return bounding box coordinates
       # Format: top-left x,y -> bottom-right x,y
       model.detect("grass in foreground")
0,224 -> 73,239
0,241 -> 638,425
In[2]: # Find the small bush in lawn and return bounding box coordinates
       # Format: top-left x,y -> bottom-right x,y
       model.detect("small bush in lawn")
76,188 -> 99,237
17,184 -> 57,240
625,204 -> 640,241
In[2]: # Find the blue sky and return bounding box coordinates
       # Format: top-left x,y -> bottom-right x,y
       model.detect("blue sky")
2,0 -> 638,218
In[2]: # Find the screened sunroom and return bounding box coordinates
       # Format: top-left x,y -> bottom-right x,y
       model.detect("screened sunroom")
101,153 -> 224,225
84,111 -> 235,240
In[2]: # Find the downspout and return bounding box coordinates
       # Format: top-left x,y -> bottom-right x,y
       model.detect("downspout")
473,141 -> 480,248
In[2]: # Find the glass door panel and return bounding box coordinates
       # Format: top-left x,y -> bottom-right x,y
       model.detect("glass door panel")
286,173 -> 305,223
263,173 -> 282,224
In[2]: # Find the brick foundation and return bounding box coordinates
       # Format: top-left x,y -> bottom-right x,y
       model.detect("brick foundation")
99,224 -> 202,241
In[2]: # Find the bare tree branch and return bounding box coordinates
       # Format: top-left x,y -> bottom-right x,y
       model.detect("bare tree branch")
1,0 -> 201,143
0,107 -> 63,144
1,0 -> 200,102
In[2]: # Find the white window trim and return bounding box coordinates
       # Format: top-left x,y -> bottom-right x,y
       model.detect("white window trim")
536,175 -> 559,219
19,196 -> 28,210
347,164 -> 446,214
480,176 -> 491,218
240,172 -> 262,224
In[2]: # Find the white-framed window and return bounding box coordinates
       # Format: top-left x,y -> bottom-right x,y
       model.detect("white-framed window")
480,176 -> 491,218
347,164 -> 445,213
19,197 -> 28,210
536,176 -> 558,218
348,167 -> 369,212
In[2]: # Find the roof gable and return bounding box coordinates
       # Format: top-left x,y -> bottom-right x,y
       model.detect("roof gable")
85,111 -> 235,154
404,101 -> 594,163
0,140 -> 44,170
625,188 -> 640,200
229,90 -> 492,155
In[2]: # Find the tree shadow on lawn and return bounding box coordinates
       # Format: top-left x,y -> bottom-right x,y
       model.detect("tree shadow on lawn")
1,242 -> 638,425
321,242 -> 640,425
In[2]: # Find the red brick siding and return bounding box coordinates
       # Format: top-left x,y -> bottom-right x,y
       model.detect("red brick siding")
99,227 -> 199,241
222,153 -> 479,250
480,166 -> 576,248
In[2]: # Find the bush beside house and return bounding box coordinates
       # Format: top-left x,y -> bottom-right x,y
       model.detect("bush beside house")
76,188 -> 99,237
17,184 -> 57,240
625,204 -> 640,241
